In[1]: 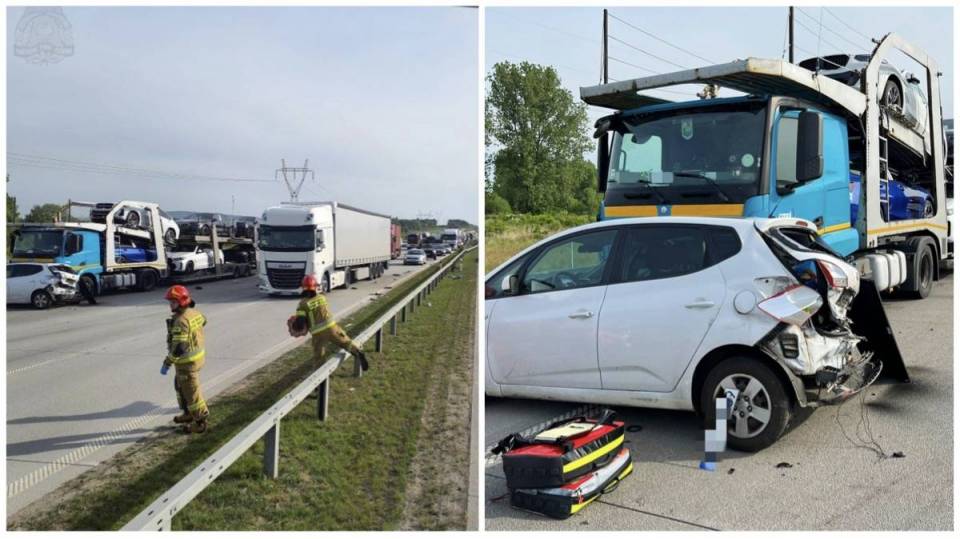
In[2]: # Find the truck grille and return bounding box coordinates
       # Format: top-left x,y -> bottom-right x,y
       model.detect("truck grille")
267,267 -> 305,289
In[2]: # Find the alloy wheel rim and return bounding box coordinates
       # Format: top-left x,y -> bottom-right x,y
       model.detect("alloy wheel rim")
715,373 -> 772,439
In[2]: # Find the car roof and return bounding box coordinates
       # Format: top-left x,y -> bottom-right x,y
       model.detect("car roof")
485,216 -> 817,278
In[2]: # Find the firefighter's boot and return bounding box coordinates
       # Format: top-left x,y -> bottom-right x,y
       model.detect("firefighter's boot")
173,413 -> 192,424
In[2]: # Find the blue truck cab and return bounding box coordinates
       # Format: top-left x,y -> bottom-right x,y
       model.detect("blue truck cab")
11,226 -> 104,291
596,95 -> 862,256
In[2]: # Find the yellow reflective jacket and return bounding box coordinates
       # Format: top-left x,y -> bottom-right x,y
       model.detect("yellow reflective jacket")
296,294 -> 336,335
167,307 -> 207,364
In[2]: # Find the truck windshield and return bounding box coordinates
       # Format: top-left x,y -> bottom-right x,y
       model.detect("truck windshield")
13,230 -> 64,257
257,226 -> 315,252
606,103 -> 766,205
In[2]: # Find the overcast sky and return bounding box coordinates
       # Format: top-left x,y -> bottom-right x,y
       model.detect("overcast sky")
487,5 -> 953,137
7,6 -> 478,224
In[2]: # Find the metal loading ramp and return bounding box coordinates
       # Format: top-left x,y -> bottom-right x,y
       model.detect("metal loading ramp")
581,56 -> 934,160
581,58 -> 867,115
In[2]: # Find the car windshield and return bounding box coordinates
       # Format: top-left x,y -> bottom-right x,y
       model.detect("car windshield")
13,230 -> 64,257
257,226 -> 315,251
607,102 -> 766,205
408,249 -> 424,255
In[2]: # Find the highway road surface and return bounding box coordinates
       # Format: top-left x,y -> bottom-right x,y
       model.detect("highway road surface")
485,275 -> 953,531
6,257 -> 437,516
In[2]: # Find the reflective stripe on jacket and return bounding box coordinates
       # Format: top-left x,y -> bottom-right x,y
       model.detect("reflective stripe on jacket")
296,294 -> 337,336
167,308 -> 207,364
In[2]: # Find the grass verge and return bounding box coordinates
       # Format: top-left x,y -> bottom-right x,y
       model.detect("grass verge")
485,213 -> 593,271
9,252 -> 471,530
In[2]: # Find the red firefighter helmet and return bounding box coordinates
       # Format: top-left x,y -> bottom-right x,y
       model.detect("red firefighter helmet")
301,274 -> 318,292
164,284 -> 191,308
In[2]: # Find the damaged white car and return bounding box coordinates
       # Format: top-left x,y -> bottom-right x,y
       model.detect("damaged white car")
484,216 -> 886,451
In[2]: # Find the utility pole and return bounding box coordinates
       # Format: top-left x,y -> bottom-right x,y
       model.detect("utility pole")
788,6 -> 794,63
275,159 -> 315,202
602,8 -> 609,84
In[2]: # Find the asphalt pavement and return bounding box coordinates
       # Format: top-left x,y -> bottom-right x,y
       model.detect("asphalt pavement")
484,275 -> 953,531
6,257 -> 438,516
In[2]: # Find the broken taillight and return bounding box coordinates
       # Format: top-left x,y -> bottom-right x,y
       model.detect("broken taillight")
757,284 -> 823,326
816,259 -> 849,289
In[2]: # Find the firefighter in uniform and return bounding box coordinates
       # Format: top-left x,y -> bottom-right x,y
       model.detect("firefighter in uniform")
290,275 -> 369,371
161,285 -> 210,434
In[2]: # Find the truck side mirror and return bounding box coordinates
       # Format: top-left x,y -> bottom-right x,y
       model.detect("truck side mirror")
597,133 -> 610,193
796,111 -> 824,182
508,274 -> 521,296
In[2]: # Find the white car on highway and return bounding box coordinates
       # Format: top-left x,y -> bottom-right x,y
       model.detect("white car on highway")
7,263 -> 80,309
484,216 -> 878,451
167,246 -> 224,273
404,249 -> 427,265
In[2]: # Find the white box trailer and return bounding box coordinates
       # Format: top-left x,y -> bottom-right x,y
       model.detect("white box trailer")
256,201 -> 392,295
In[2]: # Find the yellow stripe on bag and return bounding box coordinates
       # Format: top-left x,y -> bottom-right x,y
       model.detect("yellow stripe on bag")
562,434 -> 625,473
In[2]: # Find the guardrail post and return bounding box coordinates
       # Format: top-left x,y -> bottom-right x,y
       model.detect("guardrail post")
375,327 -> 383,352
401,304 -> 407,322
317,379 -> 329,421
390,315 -> 397,335
263,421 -> 280,478
353,352 -> 364,378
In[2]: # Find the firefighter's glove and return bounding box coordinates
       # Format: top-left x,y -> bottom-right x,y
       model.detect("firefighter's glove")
161,364 -> 170,376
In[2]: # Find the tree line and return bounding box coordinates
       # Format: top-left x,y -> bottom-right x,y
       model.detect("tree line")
485,61 -> 599,216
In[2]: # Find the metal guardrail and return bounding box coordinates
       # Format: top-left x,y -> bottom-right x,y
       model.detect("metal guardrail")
123,245 -> 476,530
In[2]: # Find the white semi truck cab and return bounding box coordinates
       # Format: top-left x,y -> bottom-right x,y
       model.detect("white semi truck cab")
256,201 -> 392,295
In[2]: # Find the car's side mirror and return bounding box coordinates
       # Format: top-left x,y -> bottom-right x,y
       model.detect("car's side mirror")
597,133 -> 610,193
796,111 -> 824,183
509,274 -> 521,296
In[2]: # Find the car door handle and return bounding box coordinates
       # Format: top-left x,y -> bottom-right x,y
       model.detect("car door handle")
568,311 -> 594,319
684,301 -> 715,309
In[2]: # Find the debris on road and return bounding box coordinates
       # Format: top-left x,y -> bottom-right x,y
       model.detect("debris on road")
775,462 -> 793,469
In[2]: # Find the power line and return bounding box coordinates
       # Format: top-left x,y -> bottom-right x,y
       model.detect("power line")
823,7 -> 874,44
607,55 -> 659,75
795,7 -> 870,52
7,153 -> 275,183
608,35 -> 688,70
792,18 -> 854,65
608,12 -> 716,65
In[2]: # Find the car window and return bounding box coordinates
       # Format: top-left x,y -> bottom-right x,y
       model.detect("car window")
522,230 -> 617,293
6,265 -> 15,278
9,264 -> 44,278
617,226 -> 710,282
708,226 -> 742,264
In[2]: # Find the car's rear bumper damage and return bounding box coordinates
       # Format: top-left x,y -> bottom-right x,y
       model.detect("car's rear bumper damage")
758,323 -> 883,408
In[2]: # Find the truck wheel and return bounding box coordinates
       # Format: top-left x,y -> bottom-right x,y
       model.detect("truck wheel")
80,274 -> 99,297
137,270 -> 159,292
322,273 -> 331,293
31,290 -> 53,309
700,357 -> 793,452
910,244 -> 935,299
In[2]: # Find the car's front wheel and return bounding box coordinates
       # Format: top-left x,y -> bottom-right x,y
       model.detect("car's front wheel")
701,357 -> 793,452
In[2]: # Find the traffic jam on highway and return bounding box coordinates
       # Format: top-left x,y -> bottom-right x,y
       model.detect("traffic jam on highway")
7,200 -> 471,308
485,32 -> 953,526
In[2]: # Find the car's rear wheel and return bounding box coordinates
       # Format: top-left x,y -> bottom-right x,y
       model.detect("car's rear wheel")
125,210 -> 141,228
701,357 -> 792,452
31,290 -> 53,309
165,228 -> 177,245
